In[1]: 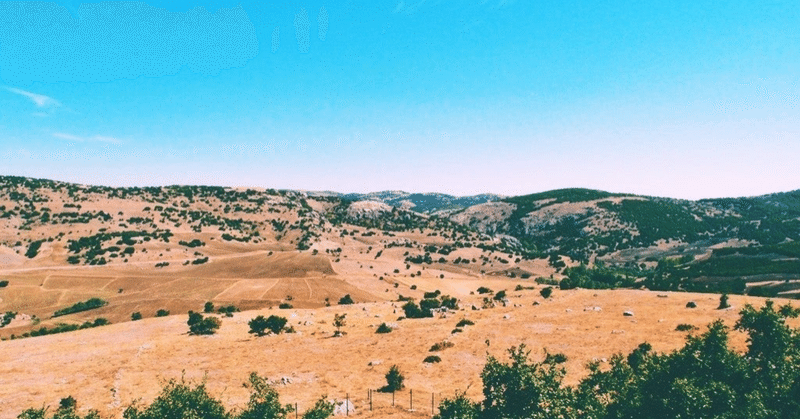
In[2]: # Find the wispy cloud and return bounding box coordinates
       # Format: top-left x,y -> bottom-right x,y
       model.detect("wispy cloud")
5,87 -> 61,108
52,132 -> 122,145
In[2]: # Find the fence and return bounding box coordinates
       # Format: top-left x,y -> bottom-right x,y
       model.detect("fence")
288,388 -> 446,418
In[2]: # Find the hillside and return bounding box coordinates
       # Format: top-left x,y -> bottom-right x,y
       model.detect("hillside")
2,176 -> 800,418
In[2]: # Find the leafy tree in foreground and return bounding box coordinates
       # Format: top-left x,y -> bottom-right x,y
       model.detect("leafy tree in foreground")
187,311 -> 221,335
123,378 -> 228,419
434,300 -> 800,419
249,315 -> 287,336
301,396 -> 335,419
237,372 -> 294,419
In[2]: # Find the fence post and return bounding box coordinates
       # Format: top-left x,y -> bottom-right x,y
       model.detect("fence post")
370,389 -> 373,411
295,403 -> 298,419
346,393 -> 349,417
431,392 -> 434,417
410,389 -> 413,411
393,390 -> 395,407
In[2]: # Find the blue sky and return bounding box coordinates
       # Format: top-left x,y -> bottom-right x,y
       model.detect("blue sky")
1,1 -> 798,199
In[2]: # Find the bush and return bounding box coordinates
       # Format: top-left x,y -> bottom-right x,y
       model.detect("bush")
25,240 -> 43,259
493,290 -> 507,301
676,323 -> 698,332
122,377 -> 228,419
424,355 -> 442,363
429,341 -> 455,352
301,396 -> 335,419
477,287 -> 493,294
376,323 -> 393,334
718,293 -> 731,309
53,298 -> 107,317
279,303 -> 293,309
686,301 -> 697,308
187,311 -> 221,335
238,372 -> 295,419
204,302 -> 214,313
333,313 -> 346,336
338,294 -> 354,305
0,280 -> 8,287
456,319 -> 475,327
155,309 -> 170,317
433,391 -> 479,419
249,315 -> 287,336
131,312 -> 142,321
381,365 -> 404,392
540,287 -> 553,299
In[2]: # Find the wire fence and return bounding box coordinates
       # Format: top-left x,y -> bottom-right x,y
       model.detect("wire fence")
288,388 -> 445,418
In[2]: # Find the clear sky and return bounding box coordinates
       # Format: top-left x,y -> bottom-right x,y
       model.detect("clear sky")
1,1 -> 798,199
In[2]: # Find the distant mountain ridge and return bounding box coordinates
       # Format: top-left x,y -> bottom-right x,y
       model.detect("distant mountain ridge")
309,190 -> 505,214
2,175 -> 799,297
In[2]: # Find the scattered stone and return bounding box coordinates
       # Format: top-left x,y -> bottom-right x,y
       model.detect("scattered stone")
584,306 -> 602,312
368,360 -> 382,366
611,330 -> 625,334
565,309 -> 572,313
503,314 -> 511,319
657,294 -> 668,298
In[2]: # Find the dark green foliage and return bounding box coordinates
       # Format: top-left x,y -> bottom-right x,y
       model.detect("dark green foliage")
540,287 -> 553,299
719,293 -> 731,309
178,239 -> 205,248
424,355 -> 442,364
301,396 -> 335,419
0,280 -> 8,287
338,294 -> 354,305
204,301 -> 215,313
435,300 -> 800,419
1,311 -> 17,327
279,303 -> 293,309
187,311 -> 221,335
217,305 -> 239,316
676,323 -> 698,332
25,240 -> 43,258
456,319 -> 475,327
477,287 -> 493,294
249,315 -> 287,336
122,377 -> 228,419
403,301 -> 432,319
560,265 -> 635,290
238,372 -> 294,419
433,391 -> 480,419
53,298 -> 107,317
686,301 -> 697,308
493,290 -> 507,301
19,318 -> 109,339
376,323 -> 393,334
381,365 -> 405,392
430,341 -> 454,351
131,312 -> 142,321
155,309 -> 169,317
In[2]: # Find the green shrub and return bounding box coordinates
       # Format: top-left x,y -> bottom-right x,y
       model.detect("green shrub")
429,341 -> 454,352
477,287 -> 493,294
53,298 -> 107,317
338,294 -> 354,305
187,312 -> 221,335
131,312 -> 142,321
249,315 -> 287,336
718,293 -> 731,309
25,240 -> 43,259
0,280 -> 9,287
155,309 -> 169,317
279,303 -> 293,309
686,301 -> 697,308
381,365 -> 404,392
376,323 -> 393,334
456,319 -> 475,327
301,396 -> 335,419
540,287 -> 553,299
424,355 -> 442,363
122,377 -> 228,419
204,302 -> 214,313
676,323 -> 698,332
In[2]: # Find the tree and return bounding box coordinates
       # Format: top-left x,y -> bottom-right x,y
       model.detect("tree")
338,294 -> 354,305
301,396 -> 335,419
540,287 -> 553,299
433,391 -> 479,419
204,301 -> 215,313
718,293 -> 731,309
249,315 -> 287,336
333,313 -> 346,336
187,311 -> 221,335
237,372 -> 294,419
123,378 -> 228,419
131,312 -> 142,321
382,365 -> 404,392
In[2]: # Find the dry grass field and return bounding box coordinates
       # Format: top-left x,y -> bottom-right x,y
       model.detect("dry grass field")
1,272 -> 796,419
